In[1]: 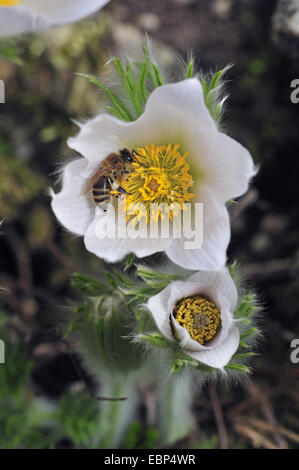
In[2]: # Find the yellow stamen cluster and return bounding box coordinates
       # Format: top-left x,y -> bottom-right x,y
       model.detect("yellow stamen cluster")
0,0 -> 20,5
173,295 -> 221,345
121,144 -> 194,221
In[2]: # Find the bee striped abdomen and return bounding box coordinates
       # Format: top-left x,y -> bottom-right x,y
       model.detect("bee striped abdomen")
92,177 -> 111,204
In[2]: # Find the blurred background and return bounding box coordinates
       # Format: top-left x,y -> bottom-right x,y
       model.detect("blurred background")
0,0 -> 299,449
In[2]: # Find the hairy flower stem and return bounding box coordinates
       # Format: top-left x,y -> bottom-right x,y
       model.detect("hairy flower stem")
94,373 -> 139,449
158,372 -> 194,445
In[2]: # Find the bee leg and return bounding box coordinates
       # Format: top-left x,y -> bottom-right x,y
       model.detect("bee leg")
132,149 -> 142,158
117,186 -> 128,195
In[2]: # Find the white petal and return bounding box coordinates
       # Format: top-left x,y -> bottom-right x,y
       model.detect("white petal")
130,78 -> 217,144
0,7 -> 48,37
68,78 -> 216,163
187,325 -> 240,368
166,192 -> 230,270
147,284 -> 176,341
192,131 -> 255,203
84,213 -> 172,263
51,159 -> 94,236
22,0 -> 110,25
67,114 -> 130,163
187,268 -> 238,311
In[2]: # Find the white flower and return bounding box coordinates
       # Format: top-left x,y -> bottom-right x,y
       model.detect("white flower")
147,268 -> 240,369
0,0 -> 110,37
51,78 -> 255,270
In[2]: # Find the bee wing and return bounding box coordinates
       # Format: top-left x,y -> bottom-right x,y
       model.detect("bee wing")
82,166 -> 111,195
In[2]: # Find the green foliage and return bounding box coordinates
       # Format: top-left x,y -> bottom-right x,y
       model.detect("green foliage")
69,304 -> 140,372
55,391 -> 100,446
121,421 -> 158,449
80,46 -> 165,122
196,435 -> 219,449
121,421 -> 142,449
170,350 -> 215,374
0,397 -> 56,449
136,333 -> 170,349
0,317 -> 54,449
69,271 -> 141,373
223,290 -> 260,375
201,66 -> 230,122
125,281 -> 170,300
81,49 -> 225,126
71,272 -> 114,297
0,344 -> 32,398
171,357 -> 198,374
235,295 -> 257,321
0,311 -> 101,449
234,293 -> 260,350
0,403 -> 26,449
123,264 -> 185,303
142,426 -> 159,449
0,315 -> 51,448
78,73 -> 134,122
0,38 -> 22,65
124,253 -> 135,271
185,59 -> 194,79
229,261 -> 238,282
225,362 -> 250,373
136,265 -> 182,282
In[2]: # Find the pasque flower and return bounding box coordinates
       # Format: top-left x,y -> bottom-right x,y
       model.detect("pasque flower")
147,268 -> 240,369
51,77 -> 255,270
0,0 -> 110,37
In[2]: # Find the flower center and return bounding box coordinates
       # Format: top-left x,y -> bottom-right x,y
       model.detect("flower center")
121,143 -> 194,221
173,295 -> 221,345
0,0 -> 20,5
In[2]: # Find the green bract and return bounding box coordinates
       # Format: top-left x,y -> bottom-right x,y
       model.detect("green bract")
80,46 -> 228,124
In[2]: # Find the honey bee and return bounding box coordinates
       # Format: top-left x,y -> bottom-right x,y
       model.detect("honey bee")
84,148 -> 137,210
